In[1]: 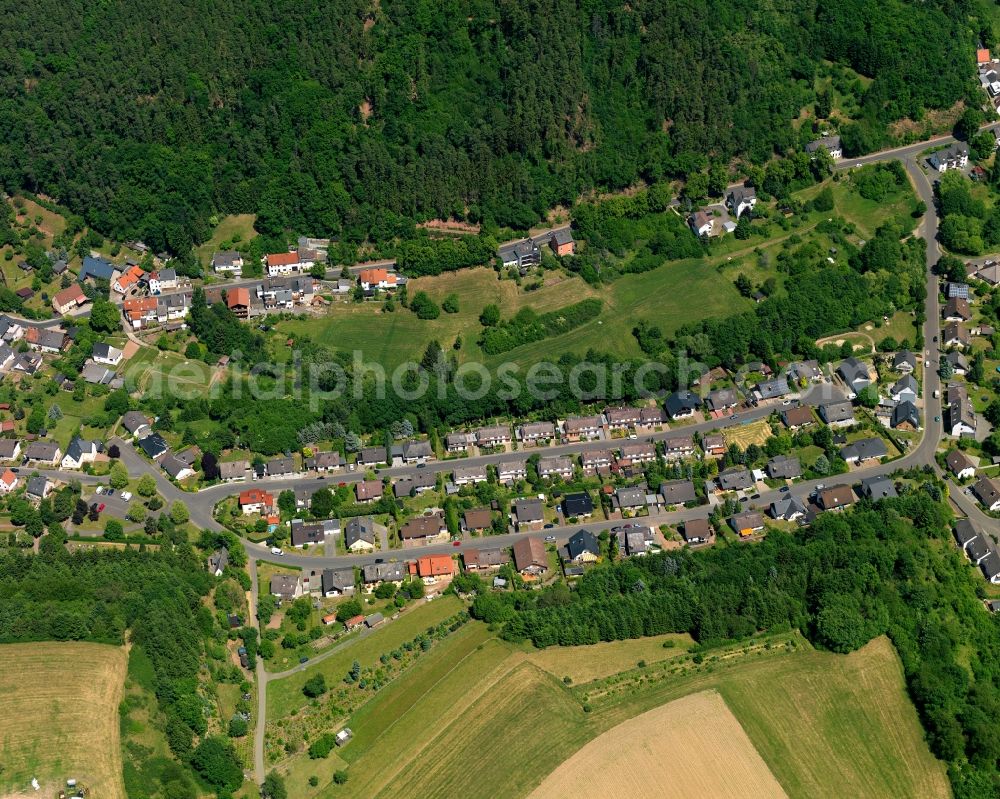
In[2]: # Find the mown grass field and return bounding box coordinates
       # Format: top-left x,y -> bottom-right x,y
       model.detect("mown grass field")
195,213 -> 257,266
520,632 -> 693,683
310,628 -> 946,799
0,641 -> 127,799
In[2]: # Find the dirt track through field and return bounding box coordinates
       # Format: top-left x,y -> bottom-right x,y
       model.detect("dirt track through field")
528,690 -> 787,799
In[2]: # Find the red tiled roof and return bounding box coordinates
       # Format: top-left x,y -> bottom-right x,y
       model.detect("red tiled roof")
239,488 -> 273,506
266,252 -> 300,267
227,287 -> 250,308
416,555 -> 454,577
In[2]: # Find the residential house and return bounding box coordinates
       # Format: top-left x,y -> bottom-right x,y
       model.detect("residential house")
562,492 -> 594,518
414,555 -> 454,580
705,388 -> 739,412
227,287 -> 250,317
92,342 -> 124,367
445,431 -> 476,452
475,425 -> 511,448
782,406 -> 814,429
946,449 -> 977,480
788,360 -> 824,383
930,143 -> 969,172
892,351 -> 917,373
663,435 -> 696,461
603,407 -> 642,429
512,498 -> 545,530
60,437 -> 100,470
681,518 -> 712,544
943,321 -> 970,349
837,357 -> 872,397
23,441 -> 62,466
364,613 -> 385,628
355,480 -> 383,503
265,252 -> 303,276
538,455 -> 574,479
729,511 -> 765,537
358,268 -> 398,290
619,528 -> 652,557
219,460 -> 249,482
498,239 -> 541,270
944,296 -> 971,321
292,518 -> 339,548
344,516 -> 378,552
26,476 -> 51,501
0,440 -> 21,462
889,374 -> 919,404
497,456 -> 529,484
399,513 -> 448,545
25,327 -> 66,354
12,351 -> 43,375
819,400 -> 855,427
616,486 -> 646,511
817,485 -> 855,511
980,551 -> 1000,584
462,508 -> 494,534
945,351 -> 969,376
766,455 -> 801,480
806,135 -> 843,160
393,473 -> 437,498
0,345 -> 13,371
664,390 -> 700,419
269,574 -> 301,602
453,464 -> 488,485
701,434 -> 726,457
80,362 -> 116,385
239,488 -> 274,515
840,437 -> 888,464
518,421 -> 556,443
320,568 -> 355,597
148,268 -> 178,294
121,410 -> 151,439
581,449 -> 615,472
618,441 -> 657,467
718,467 -> 754,492
770,494 -> 807,521
754,377 -> 791,401
303,451 -> 341,472
51,285 -> 88,316
156,291 -> 190,323
264,456 -> 294,478
973,476 -> 1000,511
137,433 -> 168,460
967,536 -> 992,566
112,265 -> 145,295
565,530 -> 600,562
361,562 -> 406,590
212,251 -> 244,276
639,406 -> 667,427
660,480 -> 697,506
207,548 -> 229,577
860,476 -> 897,501
947,384 -> 977,437
123,296 -> 158,329
562,415 -> 604,441
358,446 -> 387,467
79,255 -> 116,283
401,440 -> 433,463
688,211 -> 714,237
464,548 -> 511,571
726,187 -> 757,218
0,468 -> 18,494
891,400 -> 920,431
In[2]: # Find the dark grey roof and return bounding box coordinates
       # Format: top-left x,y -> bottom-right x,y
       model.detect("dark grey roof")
770,495 -> 806,520
344,516 -> 376,548
79,256 -> 115,281
766,455 -> 801,479
566,529 -> 599,559
362,561 -> 406,583
860,476 -> 897,500
892,351 -> 916,370
953,519 -> 978,547
755,377 -> 790,399
138,433 -> 168,459
820,400 -> 855,423
321,568 -> 355,594
839,437 -> 888,462
718,467 -> 754,491
660,480 -> 697,504
891,401 -> 920,429
562,492 -> 594,517
26,475 -> 49,497
664,390 -> 700,416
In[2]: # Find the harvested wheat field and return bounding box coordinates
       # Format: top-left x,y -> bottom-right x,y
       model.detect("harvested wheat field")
0,641 -> 127,799
529,690 -> 787,799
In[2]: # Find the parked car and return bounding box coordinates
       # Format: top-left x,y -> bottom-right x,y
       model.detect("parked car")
545,535 -> 556,542
97,503 -> 106,512
270,546 -> 283,555
120,491 -> 132,501
452,540 -> 461,547
299,656 -> 309,664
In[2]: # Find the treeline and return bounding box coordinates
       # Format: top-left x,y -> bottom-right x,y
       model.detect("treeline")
0,0 -> 983,252
396,235 -> 497,277
472,492 -> 1000,796
479,299 -> 603,355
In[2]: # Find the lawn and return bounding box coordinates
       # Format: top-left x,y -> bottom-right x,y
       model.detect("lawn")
122,346 -> 219,397
0,641 -> 127,799
322,627 -> 946,799
195,214 -> 258,266
520,632 -> 693,683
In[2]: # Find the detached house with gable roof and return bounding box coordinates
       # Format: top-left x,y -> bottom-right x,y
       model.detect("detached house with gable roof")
726,187 -> 757,218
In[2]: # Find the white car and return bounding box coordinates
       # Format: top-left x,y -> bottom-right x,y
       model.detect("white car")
270,546 -> 283,556
120,491 -> 132,502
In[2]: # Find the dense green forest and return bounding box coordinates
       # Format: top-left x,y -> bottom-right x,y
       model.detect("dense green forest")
0,0 -> 986,253
471,489 -> 1000,798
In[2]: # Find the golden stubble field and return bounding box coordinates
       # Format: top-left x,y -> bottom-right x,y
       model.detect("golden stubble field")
528,689 -> 787,799
0,641 -> 127,799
